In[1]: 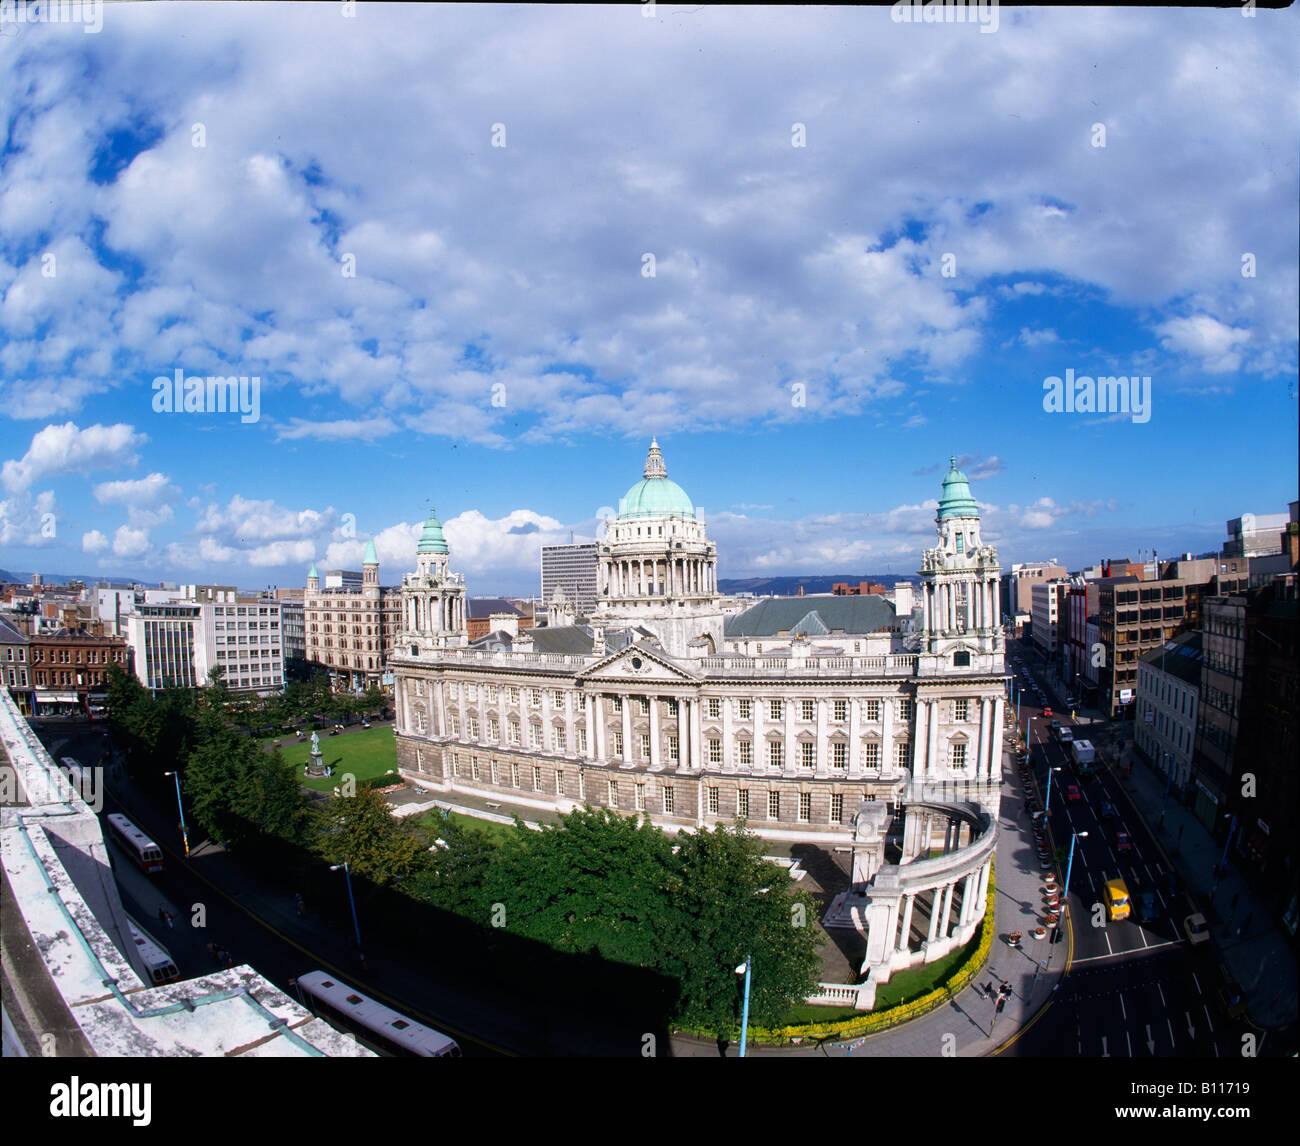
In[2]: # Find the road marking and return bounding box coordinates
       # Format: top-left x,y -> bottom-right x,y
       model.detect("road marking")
1101,1035 -> 1109,1057
1137,923 -> 1151,950
1070,939 -> 1182,964
1126,1030 -> 1133,1057
1104,928 -> 1114,957
1203,1003 -> 1214,1034
1119,992 -> 1126,1020
1145,1024 -> 1155,1055
1157,983 -> 1166,1008
1192,971 -> 1203,995
1167,1017 -> 1176,1047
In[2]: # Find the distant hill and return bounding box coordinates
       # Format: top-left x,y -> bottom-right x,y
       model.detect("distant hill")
0,568 -> 159,588
719,574 -> 917,597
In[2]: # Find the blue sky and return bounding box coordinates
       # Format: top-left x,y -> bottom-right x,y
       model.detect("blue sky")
1,4 -> 1296,597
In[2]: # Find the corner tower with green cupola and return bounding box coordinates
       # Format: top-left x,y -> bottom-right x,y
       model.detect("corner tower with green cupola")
918,457 -> 1002,657
399,506 -> 468,654
593,439 -> 724,657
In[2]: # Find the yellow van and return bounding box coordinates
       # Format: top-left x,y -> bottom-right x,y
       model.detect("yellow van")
1105,878 -> 1131,921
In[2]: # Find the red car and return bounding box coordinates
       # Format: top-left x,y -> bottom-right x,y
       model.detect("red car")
1066,783 -> 1082,803
1114,826 -> 1132,853
1043,707 -> 1053,718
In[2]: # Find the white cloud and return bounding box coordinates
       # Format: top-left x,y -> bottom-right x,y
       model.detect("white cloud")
2,423 -> 146,493
112,524 -> 151,559
1155,314 -> 1251,373
82,530 -> 108,553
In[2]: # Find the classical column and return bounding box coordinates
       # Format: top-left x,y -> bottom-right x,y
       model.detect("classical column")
939,882 -> 955,939
815,698 -> 828,777
926,699 -> 939,779
897,893 -> 915,954
594,695 -> 607,761
678,698 -> 691,770
848,697 -> 861,776
989,696 -> 1004,781
978,697 -> 991,780
926,888 -> 943,943
908,696 -> 923,779
689,696 -> 702,771
648,695 -> 660,770
584,693 -> 597,760
722,697 -> 734,772
621,696 -> 632,762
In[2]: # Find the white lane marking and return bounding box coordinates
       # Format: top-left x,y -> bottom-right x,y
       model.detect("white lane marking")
1104,927 -> 1114,957
1126,1030 -> 1133,1057
1157,983 -> 1166,1008
1203,1004 -> 1214,1034
1167,1017 -> 1176,1047
1070,939 -> 1182,964
1192,972 -> 1203,995
1119,993 -> 1127,1020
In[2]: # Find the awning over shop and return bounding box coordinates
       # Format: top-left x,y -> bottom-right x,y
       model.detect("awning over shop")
36,692 -> 79,704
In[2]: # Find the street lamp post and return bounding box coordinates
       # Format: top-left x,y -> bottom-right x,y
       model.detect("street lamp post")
1063,830 -> 1089,927
330,861 -> 366,968
735,956 -> 753,1058
163,770 -> 190,858
1045,765 -> 1061,814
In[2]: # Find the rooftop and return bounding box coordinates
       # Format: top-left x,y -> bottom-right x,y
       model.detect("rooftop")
724,594 -> 898,638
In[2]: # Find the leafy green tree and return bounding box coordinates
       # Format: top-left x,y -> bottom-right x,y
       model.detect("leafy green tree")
485,806 -> 675,964
407,811 -> 498,919
242,748 -> 309,844
659,823 -> 822,1030
314,786 -> 427,887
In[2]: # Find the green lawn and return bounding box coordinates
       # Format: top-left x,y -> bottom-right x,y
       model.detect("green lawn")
263,726 -> 402,792
869,934 -> 978,1010
416,809 -> 522,847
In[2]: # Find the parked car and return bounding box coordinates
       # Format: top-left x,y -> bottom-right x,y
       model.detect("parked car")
1183,912 -> 1211,945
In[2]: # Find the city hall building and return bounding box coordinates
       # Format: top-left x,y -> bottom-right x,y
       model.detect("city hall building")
390,443 -> 1007,847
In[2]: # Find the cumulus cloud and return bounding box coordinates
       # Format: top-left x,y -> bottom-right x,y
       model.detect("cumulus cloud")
2,423 -> 146,493
1155,314 -> 1251,373
82,529 -> 109,553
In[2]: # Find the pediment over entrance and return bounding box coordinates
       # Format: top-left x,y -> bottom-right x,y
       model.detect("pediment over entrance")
577,640 -> 701,685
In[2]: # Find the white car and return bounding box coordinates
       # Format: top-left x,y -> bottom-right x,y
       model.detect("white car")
1183,913 -> 1211,945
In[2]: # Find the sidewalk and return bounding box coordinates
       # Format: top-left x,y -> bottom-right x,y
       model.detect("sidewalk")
1114,745 -> 1298,1031
670,728 -> 1066,1057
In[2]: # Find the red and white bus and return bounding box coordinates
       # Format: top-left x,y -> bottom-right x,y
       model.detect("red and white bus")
106,813 -> 165,874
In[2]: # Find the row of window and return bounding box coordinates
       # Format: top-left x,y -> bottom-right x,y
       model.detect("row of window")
29,648 -> 126,664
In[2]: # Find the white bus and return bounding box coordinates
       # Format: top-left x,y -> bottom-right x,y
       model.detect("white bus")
124,915 -> 180,985
106,813 -> 165,874
292,971 -> 461,1057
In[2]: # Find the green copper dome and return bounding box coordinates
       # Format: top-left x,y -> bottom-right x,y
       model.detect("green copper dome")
417,508 -> 449,553
618,439 -> 695,520
937,456 -> 980,520
308,563 -> 318,579
363,538 -> 378,564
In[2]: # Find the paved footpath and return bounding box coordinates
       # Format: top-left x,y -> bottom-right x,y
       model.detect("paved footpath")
670,726 -> 1067,1057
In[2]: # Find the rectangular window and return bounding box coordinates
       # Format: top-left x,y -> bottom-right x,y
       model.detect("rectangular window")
507,686 -> 519,704
799,793 -> 811,822
486,684 -> 497,703
553,726 -> 567,751
468,716 -> 479,739
638,698 -> 650,716
640,733 -> 652,759
448,716 -> 459,737
533,766 -> 541,792
611,695 -> 622,712
471,756 -> 480,781
636,783 -> 646,811
864,699 -> 880,721
951,743 -> 967,768
707,698 -> 721,719
737,789 -> 749,818
577,727 -> 587,753
833,742 -> 848,770
830,792 -> 844,823
511,762 -> 520,788
899,699 -> 913,722
738,698 -> 752,720
865,741 -> 881,769
448,682 -> 459,698
663,785 -> 675,814
612,731 -> 624,758
555,769 -> 564,796
834,699 -> 848,722
739,740 -> 753,766
768,741 -> 784,769
768,791 -> 780,820
530,723 -> 542,748
708,738 -> 722,764
608,780 -> 618,809
488,717 -> 499,741
529,689 -> 541,707
509,721 -> 520,745
708,787 -> 720,814
896,741 -> 910,769
668,735 -> 680,761
801,699 -> 815,722
954,698 -> 969,721
769,699 -> 783,721
467,683 -> 478,700
801,742 -> 815,769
